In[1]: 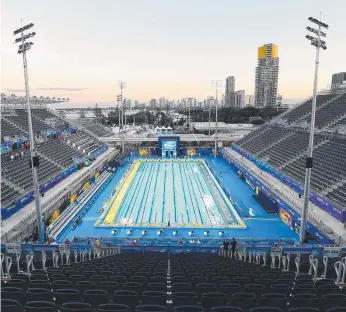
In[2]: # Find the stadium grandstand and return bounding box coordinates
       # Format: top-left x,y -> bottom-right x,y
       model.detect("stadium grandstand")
234,90 -> 346,209
3,4 -> 346,312
1,94 -> 112,218
70,118 -> 114,138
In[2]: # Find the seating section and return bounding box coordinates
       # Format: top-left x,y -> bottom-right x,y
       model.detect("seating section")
1,118 -> 27,138
38,139 -> 84,167
283,139 -> 346,196
83,123 -> 113,137
257,131 -> 320,168
329,184 -> 346,206
2,252 -> 346,312
281,94 -> 334,123
1,132 -> 105,207
302,93 -> 346,128
235,92 -> 346,208
0,182 -> 19,207
32,109 -> 70,130
4,109 -> 50,134
1,150 -> 61,206
66,132 -> 103,156
236,126 -> 291,156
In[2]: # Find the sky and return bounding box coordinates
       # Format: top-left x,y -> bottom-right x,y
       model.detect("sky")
1,0 -> 346,106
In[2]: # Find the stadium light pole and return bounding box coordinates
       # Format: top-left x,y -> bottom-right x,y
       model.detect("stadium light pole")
207,96 -> 214,139
211,80 -> 223,160
14,22 -> 45,243
118,81 -> 126,153
117,94 -> 122,148
299,15 -> 328,244
185,97 -> 194,134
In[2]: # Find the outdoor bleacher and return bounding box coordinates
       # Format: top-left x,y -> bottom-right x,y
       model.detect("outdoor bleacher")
38,139 -> 84,168
4,109 -> 50,134
234,90 -> 346,208
0,132 -> 106,208
283,139 -> 346,193
303,93 -> 346,128
1,106 -> 109,209
1,244 -> 346,312
1,150 -> 61,205
281,94 -> 335,124
1,118 -> 27,138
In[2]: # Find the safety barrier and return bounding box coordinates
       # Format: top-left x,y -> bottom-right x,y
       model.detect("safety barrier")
218,244 -> 346,284
0,243 -> 120,278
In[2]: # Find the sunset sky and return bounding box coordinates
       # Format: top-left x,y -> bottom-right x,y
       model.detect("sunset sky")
1,0 -> 346,106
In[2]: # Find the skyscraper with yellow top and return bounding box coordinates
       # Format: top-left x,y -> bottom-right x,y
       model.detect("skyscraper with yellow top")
255,44 -> 279,108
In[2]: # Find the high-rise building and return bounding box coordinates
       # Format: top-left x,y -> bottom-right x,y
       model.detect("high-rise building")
221,94 -> 225,106
149,98 -> 157,108
255,43 -> 279,108
235,90 -> 245,109
331,72 -> 346,89
225,76 -> 235,107
245,95 -> 254,106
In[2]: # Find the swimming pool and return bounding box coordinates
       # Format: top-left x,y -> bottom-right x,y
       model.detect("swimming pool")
96,159 -> 245,228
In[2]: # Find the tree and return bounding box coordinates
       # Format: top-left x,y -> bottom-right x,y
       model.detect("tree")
93,103 -> 104,124
79,110 -> 86,119
107,109 -> 119,126
58,110 -> 66,119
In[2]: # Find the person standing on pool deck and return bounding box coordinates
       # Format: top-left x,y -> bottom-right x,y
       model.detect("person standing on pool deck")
231,238 -> 237,259
223,239 -> 229,257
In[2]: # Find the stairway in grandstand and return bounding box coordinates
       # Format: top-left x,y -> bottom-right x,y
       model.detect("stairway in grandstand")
234,91 -> 346,209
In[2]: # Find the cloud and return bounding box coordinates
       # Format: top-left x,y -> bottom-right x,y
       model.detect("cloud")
36,88 -> 89,91
5,89 -> 25,92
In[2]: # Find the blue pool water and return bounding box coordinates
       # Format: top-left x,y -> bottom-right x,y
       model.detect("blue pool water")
57,156 -> 298,242
101,159 -> 243,227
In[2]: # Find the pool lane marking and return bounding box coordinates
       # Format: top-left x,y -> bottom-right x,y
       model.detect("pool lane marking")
144,162 -> 160,224
104,161 -> 141,224
180,162 -> 197,224
132,161 -> 155,224
139,162 -> 158,224
150,162 -> 163,224
177,162 -> 190,224
113,161 -> 146,224
161,162 -> 167,223
195,162 -> 228,225
183,162 -> 204,225
122,162 -> 149,224
190,163 -> 213,225
181,162 -> 200,225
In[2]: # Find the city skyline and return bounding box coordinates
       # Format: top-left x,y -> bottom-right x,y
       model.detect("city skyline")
1,0 -> 346,106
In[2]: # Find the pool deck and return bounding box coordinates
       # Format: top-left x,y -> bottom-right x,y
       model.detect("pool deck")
57,156 -> 298,242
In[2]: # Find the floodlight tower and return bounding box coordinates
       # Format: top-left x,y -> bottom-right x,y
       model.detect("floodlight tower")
185,97 -> 195,134
118,81 -> 126,152
117,94 -> 122,133
13,22 -> 44,243
207,96 -> 214,139
211,80 -> 223,160
299,16 -> 328,244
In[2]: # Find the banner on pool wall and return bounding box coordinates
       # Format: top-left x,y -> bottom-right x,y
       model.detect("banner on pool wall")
139,148 -> 148,156
219,149 -> 333,244
188,148 -> 197,156
231,145 -> 346,223
70,193 -> 78,204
